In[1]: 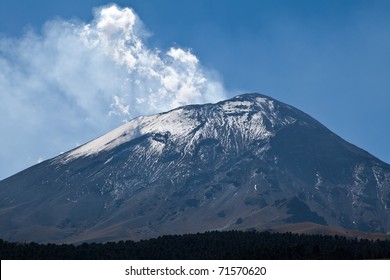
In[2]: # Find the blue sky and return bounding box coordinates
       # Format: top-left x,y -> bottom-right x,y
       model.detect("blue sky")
0,0 -> 389,179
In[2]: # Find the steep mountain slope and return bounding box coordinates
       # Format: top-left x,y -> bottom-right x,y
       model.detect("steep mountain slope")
0,93 -> 389,243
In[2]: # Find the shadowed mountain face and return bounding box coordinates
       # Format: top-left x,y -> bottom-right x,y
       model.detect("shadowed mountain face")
0,93 -> 389,243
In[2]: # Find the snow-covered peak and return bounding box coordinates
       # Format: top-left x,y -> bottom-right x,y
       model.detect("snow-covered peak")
61,93 -> 295,162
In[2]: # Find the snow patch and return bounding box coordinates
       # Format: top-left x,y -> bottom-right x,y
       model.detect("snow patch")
315,172 -> 323,191
104,156 -> 113,165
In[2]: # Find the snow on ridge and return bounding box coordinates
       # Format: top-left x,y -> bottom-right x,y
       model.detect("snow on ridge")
63,116 -> 145,162
60,95 -> 285,163
62,108 -> 200,162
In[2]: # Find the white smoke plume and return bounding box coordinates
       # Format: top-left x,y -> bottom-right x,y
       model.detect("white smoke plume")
0,4 -> 226,179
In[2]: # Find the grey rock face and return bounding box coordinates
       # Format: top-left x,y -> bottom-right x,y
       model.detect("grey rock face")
1,93 -> 389,243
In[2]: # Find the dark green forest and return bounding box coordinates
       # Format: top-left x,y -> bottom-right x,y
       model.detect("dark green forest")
1,230 -> 390,260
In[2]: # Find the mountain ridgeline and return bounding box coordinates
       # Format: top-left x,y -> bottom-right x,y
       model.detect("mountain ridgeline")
0,93 -> 389,243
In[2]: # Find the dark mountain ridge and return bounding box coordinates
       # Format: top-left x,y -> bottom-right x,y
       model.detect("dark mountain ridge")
0,93 -> 389,243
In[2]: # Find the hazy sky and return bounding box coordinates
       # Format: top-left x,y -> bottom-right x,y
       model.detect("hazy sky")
0,0 -> 389,179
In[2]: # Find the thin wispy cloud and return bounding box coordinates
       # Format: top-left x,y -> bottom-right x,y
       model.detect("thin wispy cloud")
0,4 -> 226,179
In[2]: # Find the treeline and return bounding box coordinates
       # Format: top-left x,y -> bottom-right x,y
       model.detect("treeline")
1,230 -> 390,259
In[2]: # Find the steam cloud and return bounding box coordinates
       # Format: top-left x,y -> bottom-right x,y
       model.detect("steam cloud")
0,4 -> 226,179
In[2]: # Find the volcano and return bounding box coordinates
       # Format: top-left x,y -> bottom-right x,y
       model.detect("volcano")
0,93 -> 389,243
